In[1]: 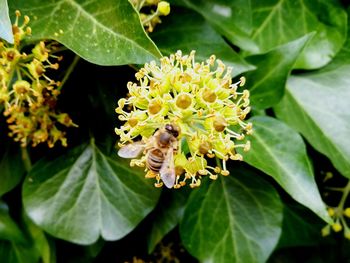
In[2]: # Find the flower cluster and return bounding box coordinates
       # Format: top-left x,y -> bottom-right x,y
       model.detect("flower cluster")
131,0 -> 170,32
116,51 -> 252,188
322,179 -> 350,239
0,11 -> 76,147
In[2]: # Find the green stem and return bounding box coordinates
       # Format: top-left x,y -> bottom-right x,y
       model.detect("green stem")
58,55 -> 80,91
324,186 -> 345,192
142,10 -> 160,25
128,64 -> 139,72
16,67 -> 22,80
137,0 -> 146,11
339,180 -> 350,209
21,147 -> 32,172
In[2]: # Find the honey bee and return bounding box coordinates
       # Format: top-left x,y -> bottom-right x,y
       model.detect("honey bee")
118,124 -> 180,188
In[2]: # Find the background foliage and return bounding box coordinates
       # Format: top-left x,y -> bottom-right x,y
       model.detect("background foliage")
1,0 -> 350,262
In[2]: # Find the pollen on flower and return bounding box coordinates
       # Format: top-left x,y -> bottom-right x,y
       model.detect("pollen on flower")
116,50 -> 252,189
0,11 -> 77,148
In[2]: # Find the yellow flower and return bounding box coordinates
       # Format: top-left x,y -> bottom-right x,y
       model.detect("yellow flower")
0,11 -> 77,148
157,1 -> 170,16
116,51 -> 252,188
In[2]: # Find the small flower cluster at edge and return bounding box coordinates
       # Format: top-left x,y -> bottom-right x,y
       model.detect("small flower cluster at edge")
0,11 -> 77,148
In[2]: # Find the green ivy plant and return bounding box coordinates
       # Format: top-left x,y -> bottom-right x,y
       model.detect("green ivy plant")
0,0 -> 350,262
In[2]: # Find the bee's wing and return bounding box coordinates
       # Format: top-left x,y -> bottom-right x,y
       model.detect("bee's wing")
118,141 -> 145,158
160,147 -> 176,188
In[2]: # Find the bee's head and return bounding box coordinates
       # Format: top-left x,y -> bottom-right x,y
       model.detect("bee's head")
165,124 -> 180,138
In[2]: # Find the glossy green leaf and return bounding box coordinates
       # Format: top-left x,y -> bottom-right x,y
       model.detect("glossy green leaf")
248,0 -> 347,69
9,0 -> 161,65
0,145 -> 25,196
241,116 -> 330,222
180,169 -> 283,263
147,190 -> 189,253
274,69 -> 350,178
0,241 -> 40,263
23,141 -> 161,245
23,214 -> 53,263
274,29 -> 350,178
0,0 -> 13,43
151,7 -> 255,77
0,201 -> 24,243
0,203 -> 41,263
245,34 -> 312,109
171,0 -> 258,52
174,0 -> 347,69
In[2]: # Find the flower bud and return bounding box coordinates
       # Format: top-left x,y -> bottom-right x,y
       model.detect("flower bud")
185,156 -> 204,174
128,118 -> 138,127
57,113 -> 76,127
199,141 -> 212,154
328,208 -> 335,217
0,89 -> 9,103
134,97 -> 149,109
345,228 -> 350,240
157,1 -> 170,16
27,59 -> 45,79
321,225 -> 330,237
176,93 -> 192,109
13,80 -> 31,95
175,166 -> 185,176
148,99 -> 162,114
32,41 -> 49,62
6,48 -> 20,62
332,222 -> 342,232
213,115 -> 227,132
202,88 -> 217,103
344,208 -> 350,218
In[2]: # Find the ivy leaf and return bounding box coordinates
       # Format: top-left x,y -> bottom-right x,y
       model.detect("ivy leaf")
151,7 -> 255,77
0,241 -> 40,263
0,203 -> 42,263
241,116 -> 330,222
0,0 -> 13,43
274,76 -> 350,178
248,0 -> 347,69
173,0 -> 346,69
170,0 -> 258,52
9,0 -> 161,65
245,34 -> 312,109
147,190 -> 189,253
0,145 -> 26,196
22,214 -> 53,263
22,141 -> 161,245
0,201 -> 24,243
180,169 -> 283,263
274,34 -> 350,178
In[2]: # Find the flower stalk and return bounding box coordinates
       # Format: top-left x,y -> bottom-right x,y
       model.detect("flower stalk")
323,179 -> 350,239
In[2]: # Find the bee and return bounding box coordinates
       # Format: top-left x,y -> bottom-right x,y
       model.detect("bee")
118,124 -> 180,188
